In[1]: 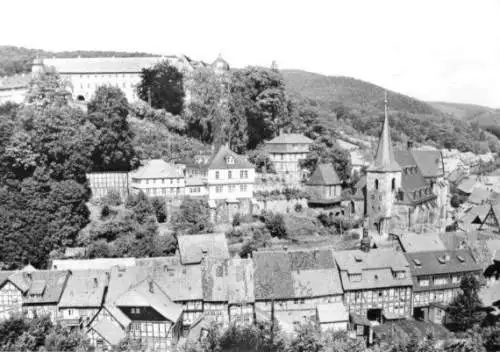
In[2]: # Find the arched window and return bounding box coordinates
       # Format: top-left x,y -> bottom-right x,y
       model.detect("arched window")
391,178 -> 396,191
375,179 -> 379,190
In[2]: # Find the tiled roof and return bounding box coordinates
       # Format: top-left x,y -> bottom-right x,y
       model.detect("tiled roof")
207,145 -> 254,170
266,133 -> 313,145
41,57 -> 181,74
458,204 -> 490,226
335,249 -> 412,290
177,233 -> 230,265
114,279 -> 182,323
253,249 -> 343,300
59,270 -> 108,308
405,250 -> 482,292
317,302 -> 349,323
396,231 -> 447,253
412,150 -> 444,178
18,270 -> 70,305
367,113 -> 401,172
202,258 -> 255,303
92,318 -> 126,346
131,159 -> 184,179
0,74 -> 30,90
51,258 -> 136,271
457,177 -> 478,194
306,164 -> 341,186
0,271 -> 15,287
468,187 -> 498,205
394,149 -> 435,204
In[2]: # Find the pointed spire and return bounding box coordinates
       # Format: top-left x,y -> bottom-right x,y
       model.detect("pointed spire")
367,92 -> 401,172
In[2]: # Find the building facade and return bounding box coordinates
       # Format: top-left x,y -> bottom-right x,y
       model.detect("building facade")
265,133 -> 313,181
405,250 -> 482,321
130,159 -> 185,198
335,249 -> 413,322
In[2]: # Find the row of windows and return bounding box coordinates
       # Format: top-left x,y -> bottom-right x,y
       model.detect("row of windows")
130,321 -> 172,339
134,178 -> 182,185
215,170 -> 249,180
142,187 -> 182,196
215,184 -> 248,193
79,82 -> 134,89
418,274 -> 462,287
348,272 -> 406,282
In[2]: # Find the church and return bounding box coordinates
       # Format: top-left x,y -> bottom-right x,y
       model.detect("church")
353,96 -> 448,236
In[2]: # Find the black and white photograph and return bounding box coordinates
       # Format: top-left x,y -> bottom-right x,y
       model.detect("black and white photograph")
0,0 -> 499,351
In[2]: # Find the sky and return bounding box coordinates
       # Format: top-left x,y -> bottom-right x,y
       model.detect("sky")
2,0 -> 500,107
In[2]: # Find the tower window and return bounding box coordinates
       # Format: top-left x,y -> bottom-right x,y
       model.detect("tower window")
375,179 -> 379,190
392,178 -> 396,191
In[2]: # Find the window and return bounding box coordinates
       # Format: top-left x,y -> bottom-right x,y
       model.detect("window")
434,277 -> 447,286
452,275 -> 461,284
240,170 -> 248,179
395,271 -> 406,280
392,178 -> 396,191
375,179 -> 379,190
419,278 -> 430,287
240,184 -> 247,192
216,171 -> 220,180
226,156 -> 234,165
228,171 -> 232,179
228,185 -> 235,193
350,274 -> 362,282
216,185 -> 223,193
131,308 -> 141,314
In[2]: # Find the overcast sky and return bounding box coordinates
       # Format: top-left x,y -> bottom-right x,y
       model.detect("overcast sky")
3,0 -> 499,107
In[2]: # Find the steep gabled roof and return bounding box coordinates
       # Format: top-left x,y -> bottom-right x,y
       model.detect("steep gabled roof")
91,318 -> 127,346
266,133 -> 313,144
59,270 -> 108,308
207,145 -> 254,170
412,150 -> 444,178
394,149 -> 435,204
19,270 -> 70,305
306,164 -> 341,186
367,106 -> 401,172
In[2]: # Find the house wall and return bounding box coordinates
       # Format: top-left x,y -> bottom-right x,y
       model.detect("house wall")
319,321 -> 348,332
207,168 -> 255,200
0,282 -> 22,321
344,286 -> 412,319
87,172 -> 129,200
131,176 -> 185,198
203,302 -> 229,325
255,295 -> 343,315
59,307 -> 99,322
180,300 -> 203,326
228,303 -> 254,325
130,320 -> 176,352
24,304 -> 59,322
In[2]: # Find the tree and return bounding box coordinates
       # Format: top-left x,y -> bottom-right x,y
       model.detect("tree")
447,275 -> 485,331
137,61 -> 185,115
300,140 -> 352,181
172,197 -> 213,234
87,86 -> 139,171
263,212 -> 288,239
125,191 -> 155,224
289,323 -> 323,352
44,324 -> 89,351
151,196 -> 167,223
25,70 -> 72,109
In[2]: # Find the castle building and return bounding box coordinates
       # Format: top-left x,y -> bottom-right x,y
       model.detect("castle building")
31,55 -> 228,103
354,95 -> 446,236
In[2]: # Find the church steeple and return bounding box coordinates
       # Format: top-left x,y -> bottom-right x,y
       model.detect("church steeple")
367,92 -> 401,172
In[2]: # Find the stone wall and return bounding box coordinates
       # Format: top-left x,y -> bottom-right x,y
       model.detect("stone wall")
254,173 -> 303,193
253,198 -> 308,214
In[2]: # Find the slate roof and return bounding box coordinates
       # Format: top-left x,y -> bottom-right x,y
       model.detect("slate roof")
265,134 -> 313,153
317,302 -> 349,323
41,57 -> 177,74
0,271 -> 15,286
16,270 -> 70,305
457,177 -> 478,194
405,250 -> 482,292
458,204 -> 491,227
92,318 -> 127,346
394,149 -> 436,204
396,231 -> 447,253
335,249 -> 412,290
253,249 -> 343,300
114,279 -> 182,323
206,145 -> 254,170
306,164 -> 341,186
59,270 -> 108,308
367,113 -> 401,172
468,188 -> 498,205
177,233 -> 229,265
202,258 -> 255,303
131,159 -> 184,179
51,258 -> 136,271
412,150 -> 444,178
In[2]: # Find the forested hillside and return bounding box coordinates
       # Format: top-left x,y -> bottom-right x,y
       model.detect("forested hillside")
282,69 -> 500,153
0,45 -> 155,76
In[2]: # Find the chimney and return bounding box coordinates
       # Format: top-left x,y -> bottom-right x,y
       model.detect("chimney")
407,140 -> 414,150
93,277 -> 98,288
148,280 -> 154,293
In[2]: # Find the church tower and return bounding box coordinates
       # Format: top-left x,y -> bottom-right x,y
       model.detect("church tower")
366,93 -> 402,237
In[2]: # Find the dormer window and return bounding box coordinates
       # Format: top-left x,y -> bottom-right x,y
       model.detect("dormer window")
350,273 -> 362,282
226,156 -> 234,165
394,271 -> 406,279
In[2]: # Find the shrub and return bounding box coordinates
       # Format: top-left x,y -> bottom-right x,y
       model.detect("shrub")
151,197 -> 167,223
262,212 -> 288,239
101,189 -> 122,206
232,213 -> 242,227
100,205 -> 111,219
294,203 -> 303,213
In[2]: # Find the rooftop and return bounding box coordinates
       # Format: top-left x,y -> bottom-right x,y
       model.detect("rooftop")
367,106 -> 401,173
253,248 -> 343,300
266,133 -> 313,145
7,270 -> 71,305
177,233 -> 230,265
412,150 -> 444,178
206,145 -> 254,170
51,257 -> 136,271
131,159 -> 184,179
306,164 -> 341,186
395,231 -> 447,253
58,270 -> 108,308
317,302 -> 349,323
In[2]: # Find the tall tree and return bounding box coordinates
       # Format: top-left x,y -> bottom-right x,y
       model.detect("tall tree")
300,139 -> 352,181
171,197 -> 213,234
87,86 -> 139,171
137,61 -> 185,115
447,274 -> 485,331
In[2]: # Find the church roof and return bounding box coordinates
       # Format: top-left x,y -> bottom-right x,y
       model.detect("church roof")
307,164 -> 341,185
412,150 -> 444,178
367,99 -> 401,173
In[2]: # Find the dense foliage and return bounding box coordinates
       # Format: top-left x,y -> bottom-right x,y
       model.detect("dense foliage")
171,197 -> 214,234
87,86 -> 139,171
137,61 -> 185,115
446,275 -> 485,331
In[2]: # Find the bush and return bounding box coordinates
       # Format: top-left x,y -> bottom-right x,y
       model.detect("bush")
232,213 -> 242,227
151,197 -> 167,223
86,240 -> 111,258
294,203 -> 303,213
262,212 -> 288,239
100,205 -> 111,219
101,189 -> 122,206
